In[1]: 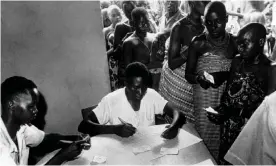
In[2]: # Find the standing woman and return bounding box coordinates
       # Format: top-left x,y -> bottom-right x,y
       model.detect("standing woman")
159,1 -> 209,124
185,1 -> 238,161
103,5 -> 123,91
207,23 -> 276,164
103,5 -> 122,50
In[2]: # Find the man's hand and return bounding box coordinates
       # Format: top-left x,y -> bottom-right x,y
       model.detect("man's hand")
114,123 -> 136,138
161,125 -> 179,139
56,139 -> 87,162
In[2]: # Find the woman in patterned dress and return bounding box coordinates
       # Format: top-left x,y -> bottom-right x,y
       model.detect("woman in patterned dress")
185,2 -> 237,161
207,23 -> 276,164
159,1 -> 209,124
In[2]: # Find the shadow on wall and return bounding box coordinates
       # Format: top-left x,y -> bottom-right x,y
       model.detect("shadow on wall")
32,91 -> 48,131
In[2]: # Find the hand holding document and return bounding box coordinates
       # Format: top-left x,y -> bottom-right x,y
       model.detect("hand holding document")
203,71 -> 215,84
205,107 -> 218,114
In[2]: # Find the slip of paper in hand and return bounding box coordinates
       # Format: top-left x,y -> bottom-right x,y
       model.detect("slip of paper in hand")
132,145 -> 151,155
160,147 -> 179,155
205,107 -> 218,114
203,71 -> 215,84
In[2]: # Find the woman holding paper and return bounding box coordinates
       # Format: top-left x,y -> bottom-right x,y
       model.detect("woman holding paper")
207,23 -> 276,164
185,1 -> 237,161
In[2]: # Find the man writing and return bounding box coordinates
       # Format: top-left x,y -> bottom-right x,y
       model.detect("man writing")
0,76 -> 90,165
78,62 -> 186,139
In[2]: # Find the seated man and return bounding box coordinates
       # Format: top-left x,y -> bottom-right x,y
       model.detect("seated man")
0,76 -> 90,165
78,62 -> 186,139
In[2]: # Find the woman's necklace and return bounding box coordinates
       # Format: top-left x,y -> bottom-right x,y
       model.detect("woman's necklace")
206,32 -> 230,50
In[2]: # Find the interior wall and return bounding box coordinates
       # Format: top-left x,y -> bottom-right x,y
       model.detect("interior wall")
1,1 -> 110,134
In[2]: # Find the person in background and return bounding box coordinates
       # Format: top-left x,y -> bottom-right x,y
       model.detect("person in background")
103,5 -> 122,50
207,23 -> 276,164
224,91 -> 276,165
100,0 -> 111,9
0,76 -> 90,165
159,1 -> 209,124
148,0 -> 186,92
78,62 -> 186,139
103,5 -> 123,91
122,7 -> 156,89
136,0 -> 158,33
101,8 -> 112,28
112,0 -> 137,89
185,1 -> 237,161
159,0 -> 184,34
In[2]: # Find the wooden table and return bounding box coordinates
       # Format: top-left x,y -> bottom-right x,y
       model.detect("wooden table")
38,124 -> 217,165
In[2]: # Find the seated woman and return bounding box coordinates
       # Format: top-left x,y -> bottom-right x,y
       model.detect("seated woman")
78,62 -> 186,139
207,23 -> 276,164
0,76 -> 90,165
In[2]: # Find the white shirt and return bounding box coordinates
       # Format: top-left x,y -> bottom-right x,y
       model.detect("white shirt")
272,2 -> 276,26
159,11 -> 185,33
0,118 -> 45,165
93,88 -> 168,127
224,91 -> 276,165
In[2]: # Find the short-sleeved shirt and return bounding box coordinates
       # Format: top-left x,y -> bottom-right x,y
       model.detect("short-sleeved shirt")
93,88 -> 168,127
224,91 -> 276,165
0,118 -> 45,165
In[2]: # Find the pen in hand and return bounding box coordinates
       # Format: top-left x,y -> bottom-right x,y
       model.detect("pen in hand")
118,117 -> 128,125
118,117 -> 136,130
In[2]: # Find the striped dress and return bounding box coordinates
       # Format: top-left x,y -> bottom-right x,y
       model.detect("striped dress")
159,60 -> 194,124
193,51 -> 232,160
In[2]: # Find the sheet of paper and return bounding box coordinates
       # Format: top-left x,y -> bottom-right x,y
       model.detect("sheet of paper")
133,145 -> 151,155
193,159 -> 214,165
91,155 -> 107,164
204,71 -> 215,84
121,124 -> 202,160
205,107 -> 218,114
160,147 -> 179,155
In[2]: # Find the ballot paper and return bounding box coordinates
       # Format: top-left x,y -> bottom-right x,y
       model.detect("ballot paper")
132,145 -> 151,155
160,147 -> 179,155
193,159 -> 214,165
91,155 -> 107,164
203,71 -> 215,84
205,107 -> 218,114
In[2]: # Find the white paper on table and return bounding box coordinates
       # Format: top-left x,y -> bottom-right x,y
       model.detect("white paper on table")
121,124 -> 202,159
133,145 -> 151,155
92,155 -> 107,164
193,159 -> 214,165
203,71 -> 215,84
160,147 -> 179,155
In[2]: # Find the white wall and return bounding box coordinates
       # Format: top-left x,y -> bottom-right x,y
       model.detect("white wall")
1,1 -> 110,134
